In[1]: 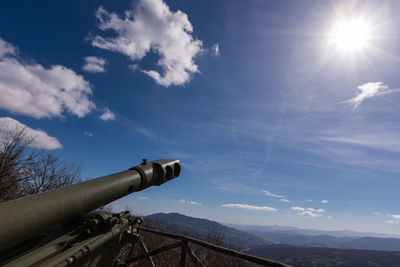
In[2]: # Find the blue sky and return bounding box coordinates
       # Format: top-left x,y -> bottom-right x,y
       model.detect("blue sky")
1,0 -> 400,235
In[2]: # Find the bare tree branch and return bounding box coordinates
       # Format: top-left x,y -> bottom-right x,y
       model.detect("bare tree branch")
0,125 -> 82,202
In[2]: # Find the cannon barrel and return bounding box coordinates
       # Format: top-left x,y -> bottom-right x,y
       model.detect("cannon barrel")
0,159 -> 181,251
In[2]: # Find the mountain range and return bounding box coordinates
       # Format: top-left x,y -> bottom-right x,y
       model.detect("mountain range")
144,212 -> 400,266
146,212 -> 267,250
147,213 -> 400,252
228,223 -> 400,238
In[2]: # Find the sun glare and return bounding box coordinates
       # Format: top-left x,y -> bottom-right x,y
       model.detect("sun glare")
329,18 -> 371,52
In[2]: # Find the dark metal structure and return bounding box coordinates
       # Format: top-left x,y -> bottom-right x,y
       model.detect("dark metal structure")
131,227 -> 292,267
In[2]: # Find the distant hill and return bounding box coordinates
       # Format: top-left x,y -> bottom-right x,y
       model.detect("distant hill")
228,224 -> 400,238
249,245 -> 400,267
144,213 -> 400,266
146,213 -> 267,250
228,225 -> 400,252
146,213 -> 400,252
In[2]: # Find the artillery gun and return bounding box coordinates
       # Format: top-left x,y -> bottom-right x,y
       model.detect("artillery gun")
0,159 -> 181,266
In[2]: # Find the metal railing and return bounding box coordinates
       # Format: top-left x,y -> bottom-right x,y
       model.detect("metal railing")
127,227 -> 292,267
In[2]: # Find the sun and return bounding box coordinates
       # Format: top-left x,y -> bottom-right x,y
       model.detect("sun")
329,18 -> 372,52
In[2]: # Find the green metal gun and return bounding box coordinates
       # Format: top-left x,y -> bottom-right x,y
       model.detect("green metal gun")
0,159 -> 181,266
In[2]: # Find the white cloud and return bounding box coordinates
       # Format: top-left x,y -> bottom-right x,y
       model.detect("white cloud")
0,117 -> 62,149
129,64 -> 139,71
306,199 -> 313,202
0,38 -> 95,119
138,196 -> 149,200
280,198 -> 290,202
298,210 -> 321,218
83,56 -> 106,73
91,0 -> 203,86
188,201 -> 202,205
212,43 -> 220,56
292,207 -> 325,213
306,208 -> 326,213
387,214 -> 400,224
177,199 -> 202,206
262,190 -> 285,199
344,82 -> 400,107
372,211 -> 380,215
84,131 -> 93,137
327,216 -> 333,219
321,200 -> 328,204
99,108 -> 116,121
0,38 -> 17,58
221,204 -> 277,211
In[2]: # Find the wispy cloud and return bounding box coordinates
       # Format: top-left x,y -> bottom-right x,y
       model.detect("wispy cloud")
319,129 -> 400,154
0,38 -> 16,57
99,108 -> 116,121
102,105 -> 174,147
292,206 -> 326,213
138,196 -> 149,200
372,211 -> 380,215
262,190 -> 285,199
212,43 -> 220,56
342,82 -> 400,107
298,210 -> 321,217
177,199 -> 202,206
91,0 -> 203,86
221,203 -> 277,211
321,200 -> 328,204
0,117 -> 62,149
280,198 -> 290,202
387,215 -> 400,224
0,38 -> 94,119
83,56 -> 106,73
306,199 -> 313,202
307,208 -> 326,213
129,64 -> 139,71
211,181 -> 255,194
84,131 -> 93,137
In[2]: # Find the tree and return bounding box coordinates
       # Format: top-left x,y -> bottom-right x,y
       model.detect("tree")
19,152 -> 83,196
0,125 -> 82,202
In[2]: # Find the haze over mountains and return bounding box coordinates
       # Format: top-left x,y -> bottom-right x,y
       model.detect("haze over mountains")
147,212 -> 400,251
228,224 -> 400,239
145,213 -> 400,266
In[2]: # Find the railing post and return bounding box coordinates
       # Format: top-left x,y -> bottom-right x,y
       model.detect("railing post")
182,241 -> 205,267
139,238 -> 156,267
179,242 -> 186,267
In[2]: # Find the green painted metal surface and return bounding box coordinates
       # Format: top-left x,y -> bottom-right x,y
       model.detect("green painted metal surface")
0,159 -> 180,252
